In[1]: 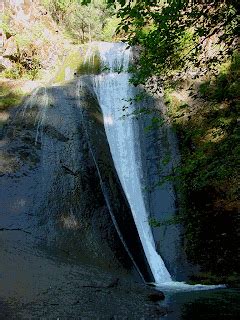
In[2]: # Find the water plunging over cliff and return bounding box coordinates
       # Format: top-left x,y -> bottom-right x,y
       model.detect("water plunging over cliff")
80,42 -> 226,291
87,42 -> 172,283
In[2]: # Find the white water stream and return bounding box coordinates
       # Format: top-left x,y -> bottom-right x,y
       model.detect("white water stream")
89,42 -> 171,283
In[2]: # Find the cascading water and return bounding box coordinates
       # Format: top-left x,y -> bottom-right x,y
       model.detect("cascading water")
88,42 -> 172,284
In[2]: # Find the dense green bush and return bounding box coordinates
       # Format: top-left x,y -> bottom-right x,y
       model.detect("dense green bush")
83,0 -> 239,84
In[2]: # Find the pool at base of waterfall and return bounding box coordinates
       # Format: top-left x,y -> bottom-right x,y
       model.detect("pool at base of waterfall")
161,288 -> 240,320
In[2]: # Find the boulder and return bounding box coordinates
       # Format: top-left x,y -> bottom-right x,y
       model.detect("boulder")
147,291 -> 165,302
0,57 -> 13,71
3,36 -> 18,58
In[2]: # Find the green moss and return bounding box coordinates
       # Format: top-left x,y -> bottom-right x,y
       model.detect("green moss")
149,215 -> 183,228
0,84 -> 24,111
0,83 -> 25,134
53,46 -> 101,83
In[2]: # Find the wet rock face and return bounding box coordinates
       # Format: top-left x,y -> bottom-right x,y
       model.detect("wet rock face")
0,80 -> 169,319
0,74 -> 170,318
0,81 -> 134,273
0,300 -> 13,319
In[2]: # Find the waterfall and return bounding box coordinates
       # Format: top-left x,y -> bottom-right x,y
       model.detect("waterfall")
88,42 -> 172,284
78,42 -> 225,290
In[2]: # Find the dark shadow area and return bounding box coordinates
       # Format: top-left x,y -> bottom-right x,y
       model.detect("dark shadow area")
1,80 -> 138,272
167,53 -> 240,284
164,288 -> 240,320
0,300 -> 15,319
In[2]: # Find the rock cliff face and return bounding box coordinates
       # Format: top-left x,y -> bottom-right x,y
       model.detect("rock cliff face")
4,0 -> 56,37
0,0 -> 68,76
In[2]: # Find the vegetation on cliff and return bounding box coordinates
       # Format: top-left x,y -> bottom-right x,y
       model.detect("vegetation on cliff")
0,0 -> 118,81
165,52 -> 240,285
1,0 -> 70,80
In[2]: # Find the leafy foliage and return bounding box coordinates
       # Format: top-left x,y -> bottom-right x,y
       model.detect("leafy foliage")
165,53 -> 240,277
83,1 -> 239,84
